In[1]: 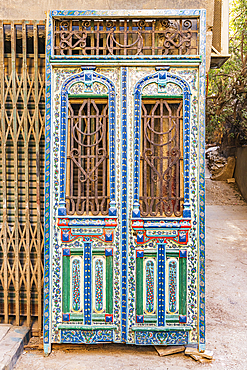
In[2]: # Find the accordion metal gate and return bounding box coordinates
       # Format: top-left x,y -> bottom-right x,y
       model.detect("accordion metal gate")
0,20 -> 45,335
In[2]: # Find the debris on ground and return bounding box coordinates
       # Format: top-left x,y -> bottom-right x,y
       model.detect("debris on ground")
185,346 -> 214,363
154,344 -> 214,362
185,347 -> 213,359
206,146 -> 235,181
24,336 -> 43,350
227,178 -> 236,183
206,147 -> 227,176
189,354 -> 202,361
154,345 -> 185,356
211,156 -> 235,181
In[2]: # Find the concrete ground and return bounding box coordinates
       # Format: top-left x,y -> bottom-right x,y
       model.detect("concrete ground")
0,325 -> 29,370
14,171 -> 247,370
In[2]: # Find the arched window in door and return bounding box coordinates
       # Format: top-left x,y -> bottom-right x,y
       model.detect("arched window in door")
133,70 -> 191,219
140,98 -> 184,217
66,97 -> 110,216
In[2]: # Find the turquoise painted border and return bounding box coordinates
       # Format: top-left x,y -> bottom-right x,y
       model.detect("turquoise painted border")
51,9 -> 202,17
50,56 -> 202,64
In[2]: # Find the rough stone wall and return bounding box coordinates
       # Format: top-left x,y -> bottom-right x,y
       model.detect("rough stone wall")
234,147 -> 247,202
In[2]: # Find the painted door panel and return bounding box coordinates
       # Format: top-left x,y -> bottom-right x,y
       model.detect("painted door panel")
125,67 -> 193,345
44,10 -> 206,355
53,66 -> 193,344
45,62 -> 205,350
57,68 -> 121,338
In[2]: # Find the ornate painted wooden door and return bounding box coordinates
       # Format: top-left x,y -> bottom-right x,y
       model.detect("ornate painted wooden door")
44,11 -> 206,355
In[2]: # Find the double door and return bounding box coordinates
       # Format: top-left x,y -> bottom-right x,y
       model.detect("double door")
54,66 -> 192,345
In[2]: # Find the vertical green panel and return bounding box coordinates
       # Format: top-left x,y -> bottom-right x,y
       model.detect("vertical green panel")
106,255 -> 113,314
179,257 -> 187,315
136,257 -> 143,316
62,256 -> 70,313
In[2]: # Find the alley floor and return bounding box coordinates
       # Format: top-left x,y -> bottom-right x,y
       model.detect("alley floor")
14,171 -> 247,370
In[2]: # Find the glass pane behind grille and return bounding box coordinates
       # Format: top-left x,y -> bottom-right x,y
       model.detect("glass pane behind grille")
140,99 -> 184,217
66,98 -> 109,216
54,18 -> 199,56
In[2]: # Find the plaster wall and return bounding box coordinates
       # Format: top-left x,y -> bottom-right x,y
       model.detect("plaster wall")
0,0 -> 214,28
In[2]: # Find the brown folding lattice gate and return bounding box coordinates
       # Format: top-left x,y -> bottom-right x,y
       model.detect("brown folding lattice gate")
0,20 -> 45,334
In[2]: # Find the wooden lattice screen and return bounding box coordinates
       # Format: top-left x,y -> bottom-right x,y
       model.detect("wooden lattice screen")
0,20 -> 45,334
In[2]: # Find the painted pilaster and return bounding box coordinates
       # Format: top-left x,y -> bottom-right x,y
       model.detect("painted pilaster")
198,9 -> 207,352
43,10 -> 52,356
120,66 -> 128,342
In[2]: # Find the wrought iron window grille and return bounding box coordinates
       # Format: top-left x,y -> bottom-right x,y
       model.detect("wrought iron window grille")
66,98 -> 110,216
54,18 -> 199,56
140,98 -> 184,217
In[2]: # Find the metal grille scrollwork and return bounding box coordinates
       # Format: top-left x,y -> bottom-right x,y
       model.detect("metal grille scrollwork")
56,20 -> 88,55
66,99 -> 109,216
106,19 -> 144,55
54,18 -> 199,56
140,99 -> 184,217
161,19 -> 194,55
